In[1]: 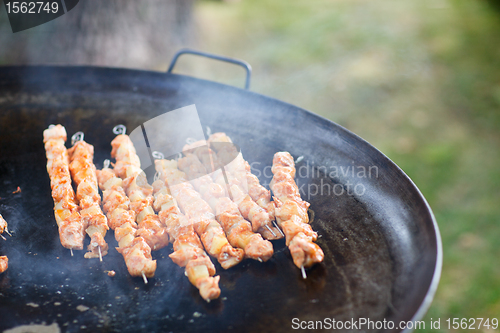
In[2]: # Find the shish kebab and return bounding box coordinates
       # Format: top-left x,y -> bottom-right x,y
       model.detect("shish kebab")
0,214 -> 9,274
155,159 -> 245,269
0,257 -> 6,275
270,152 -> 324,278
151,159 -> 221,301
43,125 -> 86,255
109,127 -> 169,252
96,124 -> 168,282
67,132 -> 109,260
96,161 -> 156,283
165,152 -> 274,262
0,213 -> 11,240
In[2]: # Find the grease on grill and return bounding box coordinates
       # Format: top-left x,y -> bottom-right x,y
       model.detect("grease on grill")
76,305 -> 89,312
3,323 -> 61,333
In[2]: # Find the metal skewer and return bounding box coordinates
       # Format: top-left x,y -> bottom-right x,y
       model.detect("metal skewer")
71,131 -> 84,146
265,224 -> 277,237
142,271 -> 148,284
154,171 -> 161,182
152,151 -> 164,160
72,132 -> 105,262
113,124 -> 127,135
70,131 -> 83,260
273,221 -> 285,237
301,266 -> 307,279
0,234 -> 5,241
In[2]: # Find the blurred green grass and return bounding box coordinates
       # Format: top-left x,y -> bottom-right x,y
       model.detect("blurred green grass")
195,0 -> 500,330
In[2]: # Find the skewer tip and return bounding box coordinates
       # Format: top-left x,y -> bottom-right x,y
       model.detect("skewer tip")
98,246 -> 103,262
70,248 -> 74,257
142,271 -> 148,284
0,234 -> 6,241
301,266 -> 307,279
257,258 -> 263,263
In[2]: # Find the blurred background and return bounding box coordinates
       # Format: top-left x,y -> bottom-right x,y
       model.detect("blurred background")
1,0 -> 499,330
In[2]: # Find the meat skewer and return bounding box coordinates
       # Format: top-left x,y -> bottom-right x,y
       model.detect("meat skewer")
97,159 -> 156,283
43,124 -> 86,255
0,214 -> 8,274
175,153 -> 274,262
155,159 -> 245,268
0,214 -> 10,241
96,124 -> 168,282
270,152 -> 324,278
206,134 -> 284,239
68,132 -> 109,260
0,255 -> 6,274
110,127 -> 169,252
150,159 -> 221,301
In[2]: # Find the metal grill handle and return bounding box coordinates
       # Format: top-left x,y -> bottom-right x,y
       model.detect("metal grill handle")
167,49 -> 252,90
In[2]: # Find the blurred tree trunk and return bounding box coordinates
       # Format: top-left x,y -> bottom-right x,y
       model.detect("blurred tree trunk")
0,0 -> 195,70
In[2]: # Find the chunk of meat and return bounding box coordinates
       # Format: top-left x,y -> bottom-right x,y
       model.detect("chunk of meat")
0,256 -> 7,274
117,237 -> 156,278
